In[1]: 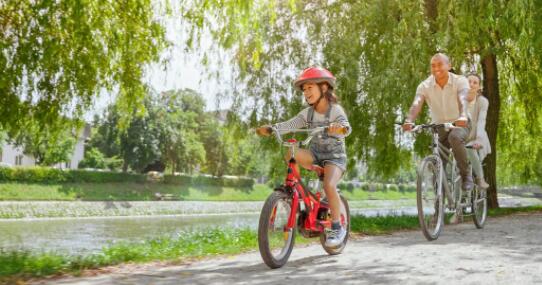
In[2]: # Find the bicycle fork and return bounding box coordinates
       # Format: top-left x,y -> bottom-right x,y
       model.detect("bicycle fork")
281,190 -> 298,239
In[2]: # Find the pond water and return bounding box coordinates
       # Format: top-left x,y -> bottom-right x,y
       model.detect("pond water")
0,196 -> 539,255
0,207 -> 418,254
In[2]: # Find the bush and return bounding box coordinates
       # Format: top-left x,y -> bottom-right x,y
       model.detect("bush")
387,184 -> 399,192
79,148 -> 123,171
106,157 -> 123,171
66,170 -> 146,183
0,166 -> 254,188
78,148 -> 107,169
338,182 -> 355,192
0,167 -> 145,184
163,174 -> 193,185
396,183 -> 415,192
163,174 -> 254,188
0,167 -> 67,184
222,177 -> 254,188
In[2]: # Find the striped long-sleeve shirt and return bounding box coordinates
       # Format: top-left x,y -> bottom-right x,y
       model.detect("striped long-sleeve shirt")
274,104 -> 352,139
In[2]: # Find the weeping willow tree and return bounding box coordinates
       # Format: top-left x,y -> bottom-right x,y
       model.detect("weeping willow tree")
0,0 -> 169,136
181,0 -> 542,208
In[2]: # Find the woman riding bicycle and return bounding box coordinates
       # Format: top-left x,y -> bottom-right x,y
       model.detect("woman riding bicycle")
256,67 -> 352,247
466,74 -> 491,189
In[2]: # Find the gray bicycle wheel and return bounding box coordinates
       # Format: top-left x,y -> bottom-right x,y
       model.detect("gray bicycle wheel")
258,191 -> 295,269
416,155 -> 445,241
472,186 -> 487,228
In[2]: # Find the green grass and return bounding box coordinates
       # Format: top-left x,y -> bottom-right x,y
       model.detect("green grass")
488,205 -> 542,216
350,215 -> 420,235
0,228 -> 312,282
341,188 -> 416,200
1,205 -> 540,281
0,182 -> 416,201
0,228 -> 258,280
0,183 -> 272,201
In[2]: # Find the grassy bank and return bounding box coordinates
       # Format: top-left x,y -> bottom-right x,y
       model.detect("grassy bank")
0,183 -> 270,201
0,182 -> 415,201
1,205 -> 540,281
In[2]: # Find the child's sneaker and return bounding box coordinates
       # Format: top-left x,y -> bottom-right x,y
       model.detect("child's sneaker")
325,226 -> 347,247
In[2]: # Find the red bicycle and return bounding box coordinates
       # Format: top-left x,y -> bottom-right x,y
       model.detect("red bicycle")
258,126 -> 350,269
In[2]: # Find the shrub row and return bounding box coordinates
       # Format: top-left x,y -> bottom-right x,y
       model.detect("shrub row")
338,181 -> 416,192
0,167 -> 145,184
163,174 -> 254,188
0,167 -> 254,188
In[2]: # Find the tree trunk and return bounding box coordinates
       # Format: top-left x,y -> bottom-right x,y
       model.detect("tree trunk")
481,53 -> 500,209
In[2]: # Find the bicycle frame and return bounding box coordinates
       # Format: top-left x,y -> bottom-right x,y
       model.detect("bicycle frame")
403,123 -> 487,241
270,127 -> 331,233
284,150 -> 330,232
417,123 -> 464,210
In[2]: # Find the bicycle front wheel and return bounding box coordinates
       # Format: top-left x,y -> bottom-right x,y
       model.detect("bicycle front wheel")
416,155 -> 445,241
258,191 -> 295,269
472,186 -> 487,228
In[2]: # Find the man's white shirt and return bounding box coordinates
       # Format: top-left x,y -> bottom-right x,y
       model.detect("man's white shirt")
416,72 -> 469,124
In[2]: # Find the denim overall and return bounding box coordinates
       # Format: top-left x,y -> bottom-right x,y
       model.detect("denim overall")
307,105 -> 347,171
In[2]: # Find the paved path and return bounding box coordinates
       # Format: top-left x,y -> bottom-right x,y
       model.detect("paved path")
35,212 -> 542,285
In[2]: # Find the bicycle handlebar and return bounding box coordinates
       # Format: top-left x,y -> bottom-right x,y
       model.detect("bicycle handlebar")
270,126 -> 329,147
397,122 -> 459,133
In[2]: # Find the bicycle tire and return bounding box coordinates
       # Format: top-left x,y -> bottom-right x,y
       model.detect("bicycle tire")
472,186 -> 487,228
258,191 -> 295,268
416,155 -> 445,241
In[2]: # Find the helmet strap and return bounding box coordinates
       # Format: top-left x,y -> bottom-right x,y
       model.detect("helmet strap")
308,84 -> 327,108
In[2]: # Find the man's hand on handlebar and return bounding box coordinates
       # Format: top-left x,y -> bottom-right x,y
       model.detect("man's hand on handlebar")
255,125 -> 273,137
454,116 -> 468,128
328,123 -> 348,135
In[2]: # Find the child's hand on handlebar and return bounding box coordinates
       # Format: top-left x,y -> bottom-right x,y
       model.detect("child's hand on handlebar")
256,125 -> 273,137
328,123 -> 348,135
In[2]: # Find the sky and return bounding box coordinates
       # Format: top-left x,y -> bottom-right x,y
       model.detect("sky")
87,6 -> 233,120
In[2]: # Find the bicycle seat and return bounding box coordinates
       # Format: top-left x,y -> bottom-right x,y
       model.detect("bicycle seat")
310,165 -> 325,179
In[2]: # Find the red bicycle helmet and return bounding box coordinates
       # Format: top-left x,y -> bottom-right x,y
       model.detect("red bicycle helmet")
293,67 -> 336,92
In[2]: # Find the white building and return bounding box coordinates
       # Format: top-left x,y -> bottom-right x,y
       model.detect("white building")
0,125 -> 91,169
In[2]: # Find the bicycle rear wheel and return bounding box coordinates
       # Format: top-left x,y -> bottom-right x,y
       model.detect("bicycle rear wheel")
416,155 -> 444,241
472,186 -> 487,228
258,191 -> 295,269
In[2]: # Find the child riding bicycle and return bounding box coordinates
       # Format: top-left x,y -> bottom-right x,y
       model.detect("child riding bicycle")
256,67 -> 352,247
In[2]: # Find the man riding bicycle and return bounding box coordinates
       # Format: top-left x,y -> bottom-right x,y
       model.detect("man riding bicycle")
402,53 -> 474,191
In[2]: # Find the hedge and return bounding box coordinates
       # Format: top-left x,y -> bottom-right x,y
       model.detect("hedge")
66,170 -> 146,183
163,174 -> 254,188
0,167 -> 254,188
0,167 -> 146,184
337,181 -> 416,192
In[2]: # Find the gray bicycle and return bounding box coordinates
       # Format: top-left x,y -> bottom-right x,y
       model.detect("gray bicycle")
408,123 -> 487,241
